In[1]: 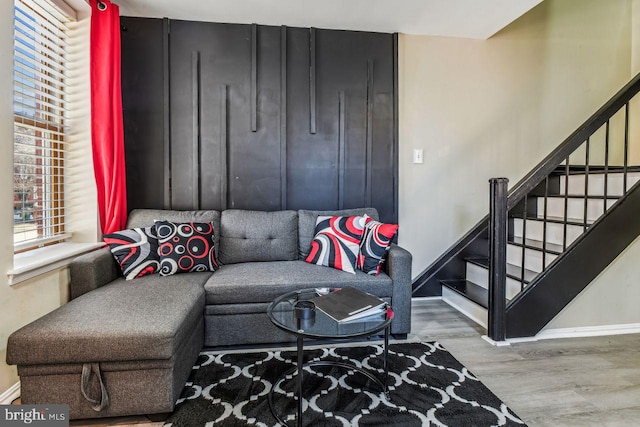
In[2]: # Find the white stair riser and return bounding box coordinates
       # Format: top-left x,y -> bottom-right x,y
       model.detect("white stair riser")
513,218 -> 583,246
507,244 -> 557,273
537,198 -> 616,222
466,262 -> 488,288
465,262 -> 524,300
559,172 -> 640,197
442,288 -> 487,328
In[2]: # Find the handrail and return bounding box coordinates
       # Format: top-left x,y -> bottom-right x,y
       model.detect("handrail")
506,72 -> 640,210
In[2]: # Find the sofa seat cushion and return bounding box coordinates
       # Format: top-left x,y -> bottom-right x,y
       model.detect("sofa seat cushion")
203,260 -> 392,305
7,273 -> 210,366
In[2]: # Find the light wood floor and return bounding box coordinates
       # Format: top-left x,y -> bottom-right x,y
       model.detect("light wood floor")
412,299 -> 640,427
58,298 -> 640,426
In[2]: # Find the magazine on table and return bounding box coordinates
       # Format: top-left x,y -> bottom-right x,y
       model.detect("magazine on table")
311,286 -> 386,323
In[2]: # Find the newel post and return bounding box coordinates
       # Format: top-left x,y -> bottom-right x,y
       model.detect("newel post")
488,178 -> 508,341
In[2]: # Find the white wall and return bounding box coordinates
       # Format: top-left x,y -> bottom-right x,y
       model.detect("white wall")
547,235 -> 640,329
0,2 -> 94,394
547,0 -> 640,330
399,0 -> 633,279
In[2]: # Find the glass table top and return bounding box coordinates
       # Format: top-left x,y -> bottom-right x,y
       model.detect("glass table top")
267,288 -> 392,339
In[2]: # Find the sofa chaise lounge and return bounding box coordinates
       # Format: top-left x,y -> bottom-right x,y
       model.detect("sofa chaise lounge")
6,207 -> 412,419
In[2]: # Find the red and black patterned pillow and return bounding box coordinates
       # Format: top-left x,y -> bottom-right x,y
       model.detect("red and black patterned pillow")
358,215 -> 399,275
103,227 -> 160,280
305,215 -> 367,274
155,221 -> 220,276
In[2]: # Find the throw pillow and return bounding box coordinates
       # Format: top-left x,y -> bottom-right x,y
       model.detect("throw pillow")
358,215 -> 399,275
103,227 -> 160,280
155,221 -> 219,276
305,215 -> 367,274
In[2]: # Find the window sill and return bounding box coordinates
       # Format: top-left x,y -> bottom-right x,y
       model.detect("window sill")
8,242 -> 105,286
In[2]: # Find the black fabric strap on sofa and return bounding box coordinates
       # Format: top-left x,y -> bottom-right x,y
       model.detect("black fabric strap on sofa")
81,363 -> 110,412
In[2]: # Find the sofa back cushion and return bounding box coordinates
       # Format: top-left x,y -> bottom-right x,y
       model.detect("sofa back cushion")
297,208 -> 379,259
127,209 -> 221,258
219,210 -> 298,264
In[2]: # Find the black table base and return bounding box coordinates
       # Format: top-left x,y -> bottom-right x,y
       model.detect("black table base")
268,326 -> 390,427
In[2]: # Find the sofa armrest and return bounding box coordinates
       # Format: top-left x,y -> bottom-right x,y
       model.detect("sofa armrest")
69,247 -> 119,300
385,244 -> 412,335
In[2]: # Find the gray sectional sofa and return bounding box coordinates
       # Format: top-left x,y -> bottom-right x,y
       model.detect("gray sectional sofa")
6,208 -> 412,419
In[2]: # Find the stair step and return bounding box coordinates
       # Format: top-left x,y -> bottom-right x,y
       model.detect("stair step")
559,171 -> 640,197
512,218 -> 583,247
552,165 -> 640,175
466,257 -> 537,284
511,212 -> 593,227
507,240 -> 558,273
509,236 -> 563,255
440,279 -> 488,308
535,197 -> 616,223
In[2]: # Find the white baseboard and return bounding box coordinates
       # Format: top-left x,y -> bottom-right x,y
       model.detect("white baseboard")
481,335 -> 511,347
481,323 -> 640,346
535,323 -> 640,341
0,382 -> 20,404
411,296 -> 443,302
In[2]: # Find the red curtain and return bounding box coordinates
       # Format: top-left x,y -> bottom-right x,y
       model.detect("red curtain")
90,0 -> 127,234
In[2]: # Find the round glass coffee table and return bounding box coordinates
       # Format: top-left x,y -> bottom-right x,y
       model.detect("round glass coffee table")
267,288 -> 392,427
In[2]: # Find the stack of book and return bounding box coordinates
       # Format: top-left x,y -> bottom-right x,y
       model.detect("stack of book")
311,286 -> 386,323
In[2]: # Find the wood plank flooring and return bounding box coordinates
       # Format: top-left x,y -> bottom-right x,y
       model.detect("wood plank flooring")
55,298 -> 640,426
412,299 -> 640,426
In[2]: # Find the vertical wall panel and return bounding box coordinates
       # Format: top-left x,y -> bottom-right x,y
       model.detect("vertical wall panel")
287,27 -> 335,210
236,24 -> 282,210
280,26 -> 288,210
220,85 -> 228,209
162,18 -> 171,208
250,23 -> 258,132
365,59 -> 374,207
338,91 -> 346,209
309,28 -> 317,135
169,21 -> 200,209
120,17 -> 166,211
369,34 -> 395,224
122,17 -> 397,223
392,33 -> 399,224
191,51 -> 201,208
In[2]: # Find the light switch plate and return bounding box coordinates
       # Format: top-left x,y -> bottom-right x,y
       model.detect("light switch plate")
413,149 -> 424,164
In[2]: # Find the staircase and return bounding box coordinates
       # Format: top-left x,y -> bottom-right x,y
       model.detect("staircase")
412,73 -> 640,340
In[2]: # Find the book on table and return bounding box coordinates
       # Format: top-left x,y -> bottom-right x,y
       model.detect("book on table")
311,286 -> 386,323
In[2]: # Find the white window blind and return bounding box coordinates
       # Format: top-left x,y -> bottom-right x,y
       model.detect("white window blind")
13,0 -> 74,250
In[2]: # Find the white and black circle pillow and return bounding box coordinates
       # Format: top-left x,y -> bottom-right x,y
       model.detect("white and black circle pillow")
155,221 -> 220,276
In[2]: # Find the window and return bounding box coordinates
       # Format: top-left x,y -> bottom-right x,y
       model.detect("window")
13,0 -> 73,250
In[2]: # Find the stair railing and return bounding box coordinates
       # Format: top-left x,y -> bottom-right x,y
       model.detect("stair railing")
487,72 -> 640,341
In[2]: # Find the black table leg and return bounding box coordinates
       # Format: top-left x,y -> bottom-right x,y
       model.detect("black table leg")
384,324 -> 390,395
297,335 -> 304,426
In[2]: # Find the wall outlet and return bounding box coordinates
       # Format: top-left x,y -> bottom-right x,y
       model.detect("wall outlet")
413,148 -> 424,164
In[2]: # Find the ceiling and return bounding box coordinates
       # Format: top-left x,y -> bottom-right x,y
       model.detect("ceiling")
112,0 -> 543,40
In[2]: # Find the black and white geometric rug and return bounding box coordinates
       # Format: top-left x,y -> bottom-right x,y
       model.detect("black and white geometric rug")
165,342 -> 526,426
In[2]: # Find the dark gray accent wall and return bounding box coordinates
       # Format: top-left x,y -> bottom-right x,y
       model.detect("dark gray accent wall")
121,17 -> 398,224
